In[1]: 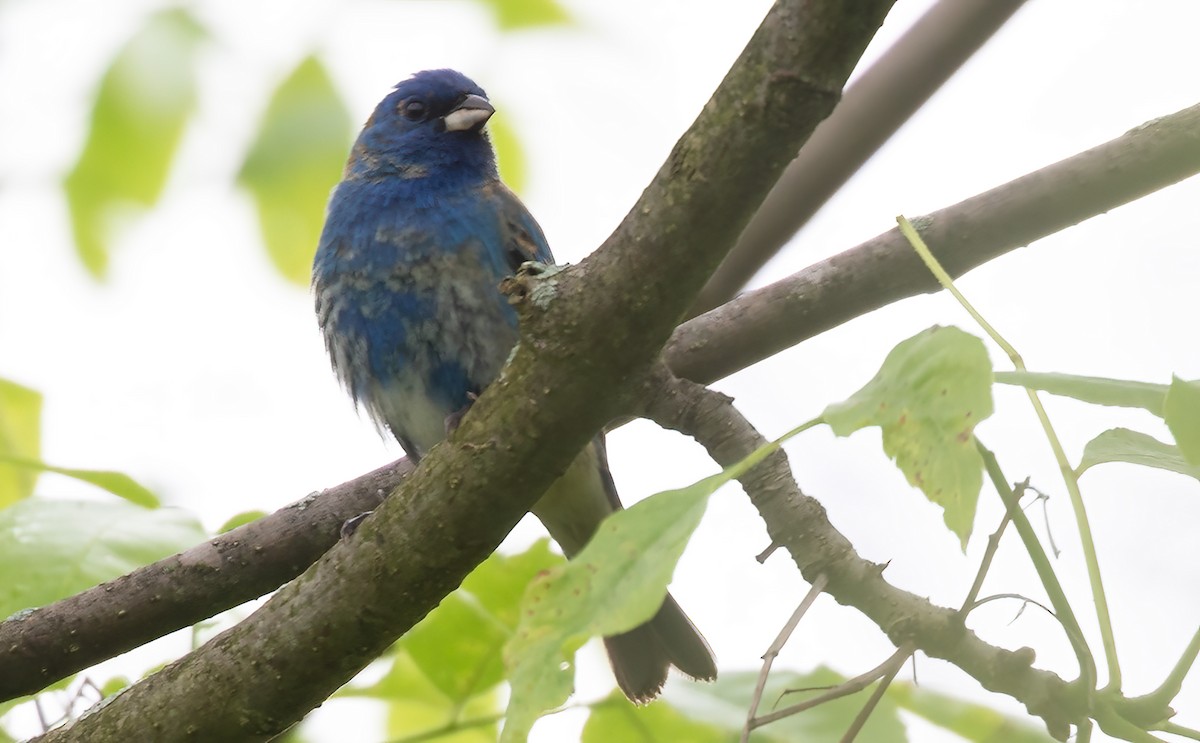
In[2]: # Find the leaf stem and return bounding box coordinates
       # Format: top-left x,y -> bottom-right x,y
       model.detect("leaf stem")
1143,625 -> 1200,709
976,442 -> 1096,692
899,215 -> 1121,690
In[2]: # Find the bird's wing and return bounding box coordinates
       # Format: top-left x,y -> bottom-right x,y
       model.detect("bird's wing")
481,181 -> 555,271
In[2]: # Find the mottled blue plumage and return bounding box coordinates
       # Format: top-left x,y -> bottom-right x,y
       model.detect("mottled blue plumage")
313,69 -> 715,702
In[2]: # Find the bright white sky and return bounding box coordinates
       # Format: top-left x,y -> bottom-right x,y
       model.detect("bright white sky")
2,1 -> 1199,741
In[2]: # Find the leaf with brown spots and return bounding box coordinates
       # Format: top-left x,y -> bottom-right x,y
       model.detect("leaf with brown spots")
823,326 -> 994,549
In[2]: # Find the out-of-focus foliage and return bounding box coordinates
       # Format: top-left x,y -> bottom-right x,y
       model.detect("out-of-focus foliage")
661,668 -> 907,742
0,379 -> 157,508
994,370 -> 1169,416
338,541 -> 564,742
1077,427 -> 1200,480
582,690 -> 729,742
0,499 -> 205,618
502,441 -> 781,742
1165,376 -> 1200,463
477,0 -> 570,29
824,326 -> 994,548
0,379 -> 42,509
0,457 -> 158,508
890,682 -> 1055,743
238,56 -> 352,285
63,9 -> 206,278
489,112 -> 527,195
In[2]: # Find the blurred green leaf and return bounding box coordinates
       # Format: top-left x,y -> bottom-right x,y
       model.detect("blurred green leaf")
400,540 -> 564,703
63,8 -> 206,278
346,651 -> 498,742
502,443 -> 778,742
1165,377 -> 1200,464
1076,428 -> 1200,480
489,112 -> 526,194
583,691 -> 728,743
403,592 -> 510,702
0,379 -> 42,508
994,371 -> 1167,417
217,510 -> 267,533
823,326 -> 993,549
0,455 -> 158,507
889,682 -> 1053,742
461,538 -> 562,628
0,499 -> 205,617
479,0 -> 570,29
239,55 -> 352,285
665,668 -> 906,742
342,543 -> 561,739
99,675 -> 132,697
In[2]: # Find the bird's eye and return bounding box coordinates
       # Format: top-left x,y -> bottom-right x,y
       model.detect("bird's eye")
401,100 -> 427,121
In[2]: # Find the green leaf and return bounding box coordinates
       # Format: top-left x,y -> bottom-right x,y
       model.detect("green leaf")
489,112 -> 526,194
1165,377 -> 1200,464
583,691 -> 728,743
461,538 -> 563,629
99,675 -> 132,697
1076,428 -> 1200,480
479,0 -> 570,29
395,540 -> 565,703
402,592 -> 510,702
346,651 -> 499,742
501,443 -> 778,742
665,668 -> 906,742
823,326 -> 993,548
238,55 -> 352,285
0,379 -> 42,508
217,510 -> 267,533
0,499 -> 206,617
889,681 -> 1054,742
994,371 -> 1168,416
63,9 -> 206,278
0,455 -> 158,507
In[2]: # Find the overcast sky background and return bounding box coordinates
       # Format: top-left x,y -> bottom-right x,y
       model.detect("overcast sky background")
2,0 -> 1199,740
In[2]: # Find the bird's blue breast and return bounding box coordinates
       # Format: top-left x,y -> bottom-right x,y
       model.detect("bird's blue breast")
314,176 -> 533,454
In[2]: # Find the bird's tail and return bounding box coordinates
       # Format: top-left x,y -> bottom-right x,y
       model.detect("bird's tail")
603,592 -> 718,703
533,438 -> 717,702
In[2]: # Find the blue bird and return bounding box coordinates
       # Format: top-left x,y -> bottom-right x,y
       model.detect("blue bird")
313,69 -> 716,702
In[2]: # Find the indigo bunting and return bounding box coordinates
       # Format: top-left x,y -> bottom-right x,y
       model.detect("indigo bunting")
312,69 -> 715,701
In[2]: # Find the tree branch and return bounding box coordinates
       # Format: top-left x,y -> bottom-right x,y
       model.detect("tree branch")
0,461 -> 407,701
5,95 -> 1198,712
29,1 -> 895,739
666,99 -> 1200,385
690,0 -> 1030,315
636,367 -> 1081,739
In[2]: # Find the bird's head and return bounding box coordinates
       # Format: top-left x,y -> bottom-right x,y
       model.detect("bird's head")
346,69 -> 498,183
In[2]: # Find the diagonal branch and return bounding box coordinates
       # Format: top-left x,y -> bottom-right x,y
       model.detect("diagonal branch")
691,0 -> 1030,315
635,366 -> 1082,739
4,96 -> 1198,709
29,1 -> 895,739
0,460 -> 407,701
667,100 -> 1200,385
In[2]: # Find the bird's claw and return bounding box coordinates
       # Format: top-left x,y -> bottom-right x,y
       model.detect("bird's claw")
341,511 -> 374,539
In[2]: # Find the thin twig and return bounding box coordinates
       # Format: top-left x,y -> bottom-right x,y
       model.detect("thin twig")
749,646 -> 912,729
840,645 -> 914,742
970,593 -> 1057,620
959,478 -> 1027,613
741,574 -> 830,743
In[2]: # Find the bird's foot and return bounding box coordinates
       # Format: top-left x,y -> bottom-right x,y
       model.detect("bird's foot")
445,391 -> 480,435
341,511 -> 373,540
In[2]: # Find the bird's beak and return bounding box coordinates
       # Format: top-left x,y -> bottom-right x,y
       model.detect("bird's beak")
443,94 -> 495,132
